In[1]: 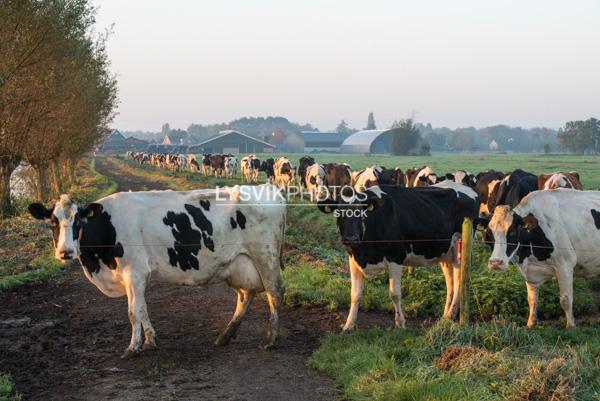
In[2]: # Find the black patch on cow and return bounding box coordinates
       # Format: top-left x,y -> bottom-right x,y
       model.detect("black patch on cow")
163,211 -> 202,270
591,209 -> 600,229
185,204 -> 214,251
505,214 -> 554,263
230,217 -> 237,229
235,211 -> 246,229
79,210 -> 124,275
163,203 -> 215,271
200,200 -> 210,211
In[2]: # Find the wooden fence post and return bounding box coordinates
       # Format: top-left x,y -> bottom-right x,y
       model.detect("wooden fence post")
459,217 -> 473,325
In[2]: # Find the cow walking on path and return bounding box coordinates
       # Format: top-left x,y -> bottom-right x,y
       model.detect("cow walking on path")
28,185 -> 286,356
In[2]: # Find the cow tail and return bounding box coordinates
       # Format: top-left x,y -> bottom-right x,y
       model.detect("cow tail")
279,211 -> 286,270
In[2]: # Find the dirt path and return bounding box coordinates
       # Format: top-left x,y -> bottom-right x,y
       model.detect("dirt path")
0,156 -> 393,401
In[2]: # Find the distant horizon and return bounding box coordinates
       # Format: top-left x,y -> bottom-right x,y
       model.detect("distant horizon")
95,0 -> 599,133
113,116 -> 562,134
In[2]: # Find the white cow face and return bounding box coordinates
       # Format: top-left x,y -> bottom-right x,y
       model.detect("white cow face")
28,195 -> 100,262
486,205 -> 520,272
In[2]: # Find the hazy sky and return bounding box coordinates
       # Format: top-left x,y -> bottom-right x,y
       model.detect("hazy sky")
94,0 -> 600,132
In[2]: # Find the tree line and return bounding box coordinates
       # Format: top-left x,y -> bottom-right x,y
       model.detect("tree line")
0,0 -> 117,214
557,118 -> 600,155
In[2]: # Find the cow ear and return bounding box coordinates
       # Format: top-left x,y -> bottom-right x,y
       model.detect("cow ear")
570,171 -> 580,181
474,216 -> 490,231
28,203 -> 53,220
317,199 -> 336,214
365,190 -> 385,212
521,214 -> 539,230
80,203 -> 103,220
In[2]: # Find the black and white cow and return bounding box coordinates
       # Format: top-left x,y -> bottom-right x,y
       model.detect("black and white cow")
260,158 -> 275,183
484,169 -> 537,215
298,156 -> 315,189
201,154 -> 212,176
28,187 -> 286,356
224,155 -> 238,178
317,182 -> 479,330
485,189 -> 600,328
475,170 -> 505,215
304,163 -> 326,200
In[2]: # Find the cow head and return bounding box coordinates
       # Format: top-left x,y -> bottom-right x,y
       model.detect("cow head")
28,195 -> 102,262
486,206 -> 544,271
317,187 -> 384,246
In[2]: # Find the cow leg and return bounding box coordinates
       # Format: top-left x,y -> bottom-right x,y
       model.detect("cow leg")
263,276 -> 283,349
123,278 -> 155,358
555,268 -> 575,327
449,263 -> 461,319
343,256 -> 364,331
525,281 -> 540,328
439,262 -> 454,318
388,262 -> 406,328
215,289 -> 254,346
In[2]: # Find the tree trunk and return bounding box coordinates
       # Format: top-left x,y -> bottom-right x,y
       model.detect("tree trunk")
0,160 -> 17,215
50,159 -> 63,195
33,164 -> 53,202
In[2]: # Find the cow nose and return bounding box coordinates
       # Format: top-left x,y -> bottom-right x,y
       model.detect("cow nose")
343,236 -> 360,245
60,250 -> 74,260
488,258 -> 504,271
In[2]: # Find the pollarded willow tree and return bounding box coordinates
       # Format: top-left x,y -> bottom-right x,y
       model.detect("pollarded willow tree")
0,0 -> 117,213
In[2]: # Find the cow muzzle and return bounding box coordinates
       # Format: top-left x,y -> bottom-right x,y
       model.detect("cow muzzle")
487,258 -> 507,272
58,249 -> 75,261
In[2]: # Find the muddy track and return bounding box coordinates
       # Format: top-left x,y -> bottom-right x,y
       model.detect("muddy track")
0,156 -> 393,401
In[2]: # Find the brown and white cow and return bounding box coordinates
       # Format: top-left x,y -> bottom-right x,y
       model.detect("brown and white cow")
273,157 -> 295,190
486,189 -> 600,328
538,172 -> 582,190
210,154 -> 225,178
241,155 -> 260,183
323,163 -> 352,200
404,166 -> 437,187
28,186 -> 286,356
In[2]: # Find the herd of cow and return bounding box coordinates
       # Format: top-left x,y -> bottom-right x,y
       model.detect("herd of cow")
27,153 -> 600,357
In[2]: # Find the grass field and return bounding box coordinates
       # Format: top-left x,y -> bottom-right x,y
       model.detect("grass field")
115,152 -> 600,400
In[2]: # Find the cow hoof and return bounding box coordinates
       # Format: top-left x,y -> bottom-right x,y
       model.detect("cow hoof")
261,341 -> 277,350
341,326 -> 355,333
142,341 -> 158,351
121,348 -> 141,359
215,334 -> 232,346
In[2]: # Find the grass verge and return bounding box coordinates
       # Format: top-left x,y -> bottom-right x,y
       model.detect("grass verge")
310,320 -> 600,401
0,373 -> 21,401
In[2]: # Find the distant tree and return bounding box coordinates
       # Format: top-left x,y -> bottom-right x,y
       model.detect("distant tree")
543,144 -> 551,154
161,123 -> 170,137
447,130 -> 473,150
336,119 -> 350,135
557,118 -> 599,155
419,142 -> 431,155
365,112 -> 376,130
389,119 -> 421,155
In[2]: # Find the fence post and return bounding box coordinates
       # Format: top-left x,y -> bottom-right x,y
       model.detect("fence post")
459,217 -> 473,325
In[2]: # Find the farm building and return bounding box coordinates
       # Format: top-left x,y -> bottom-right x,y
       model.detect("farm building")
340,129 -> 394,154
296,131 -> 348,152
101,129 -> 149,153
188,130 -> 275,154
